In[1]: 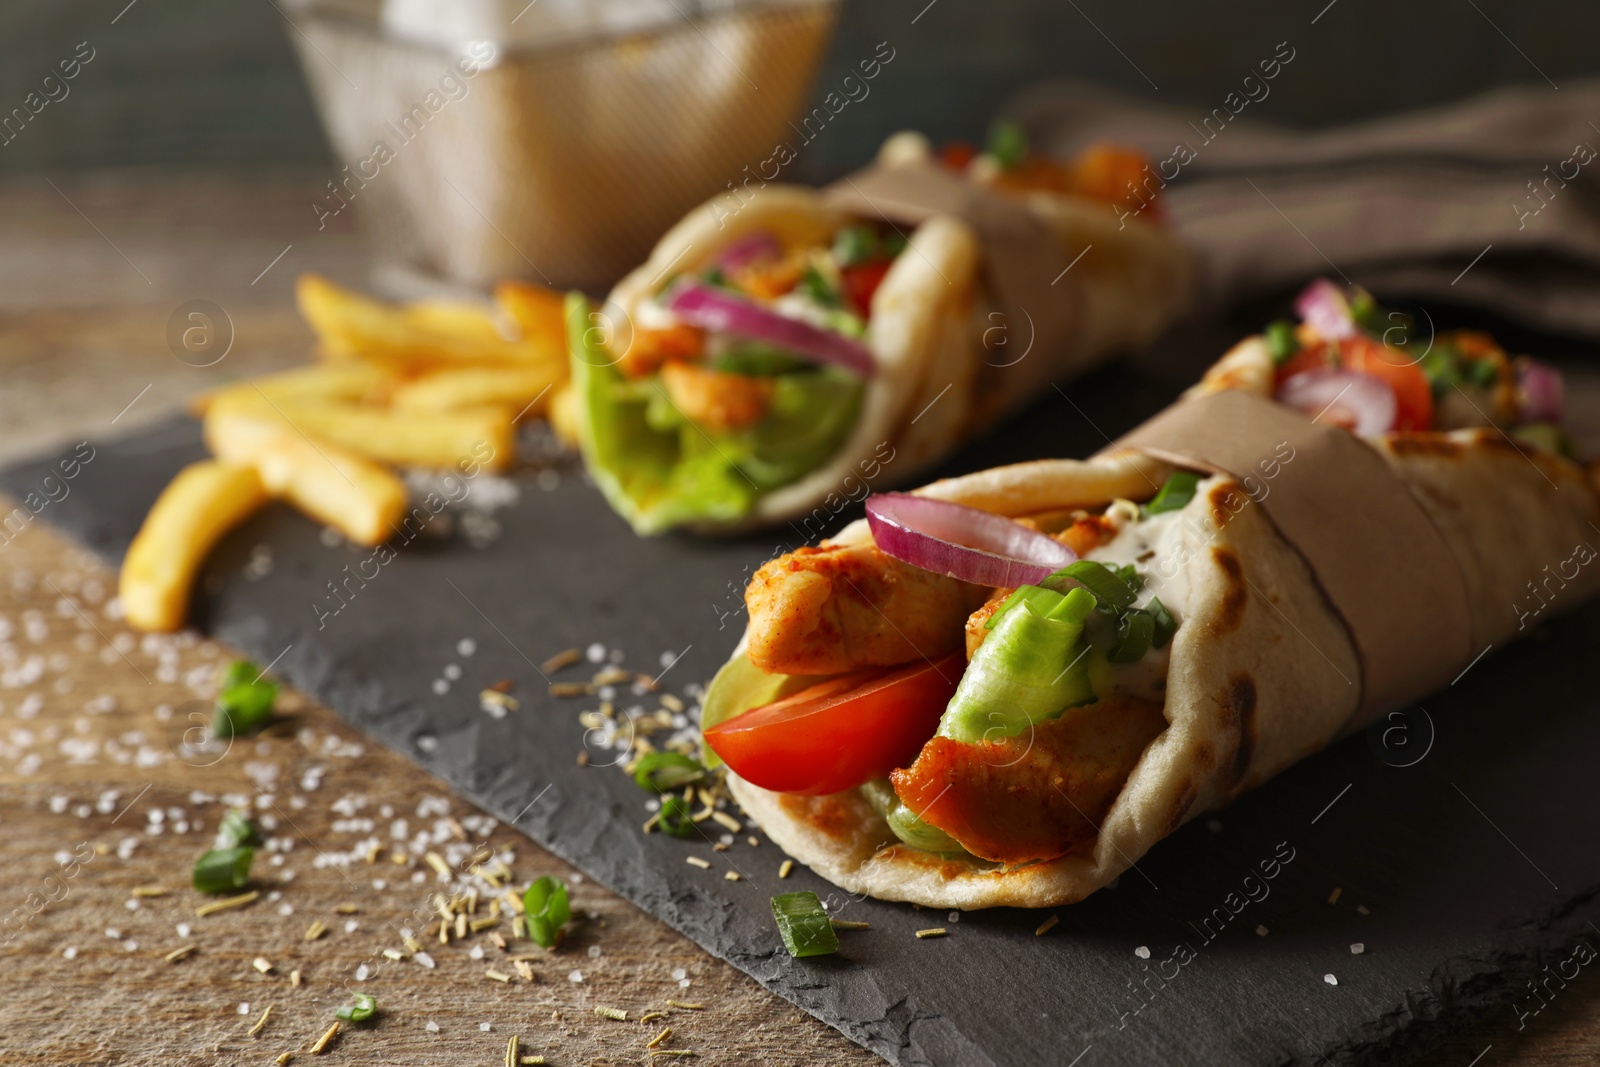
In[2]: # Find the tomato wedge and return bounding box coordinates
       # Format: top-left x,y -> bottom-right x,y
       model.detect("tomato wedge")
1278,337 -> 1434,431
703,655 -> 964,796
841,260 -> 892,317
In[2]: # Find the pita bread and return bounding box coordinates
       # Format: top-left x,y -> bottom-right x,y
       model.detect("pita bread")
723,367 -> 1600,908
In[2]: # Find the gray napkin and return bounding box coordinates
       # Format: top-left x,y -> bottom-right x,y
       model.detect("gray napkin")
1009,78 -> 1600,336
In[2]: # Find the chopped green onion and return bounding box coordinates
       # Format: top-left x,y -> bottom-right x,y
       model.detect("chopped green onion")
633,752 -> 706,793
1145,470 -> 1200,516
218,808 -> 262,849
1108,609 -> 1155,663
831,225 -> 878,266
1265,320 -> 1299,364
1512,421 -> 1576,458
522,876 -> 571,948
1418,344 -> 1463,397
799,266 -> 840,307
1147,596 -> 1178,648
703,266 -> 735,291
1467,357 -> 1500,389
193,847 -> 254,894
985,119 -> 1028,170
771,891 -> 839,958
211,660 -> 278,740
881,232 -> 908,258
1047,560 -> 1137,614
335,993 -> 377,1023
1114,564 -> 1144,593
657,795 -> 696,838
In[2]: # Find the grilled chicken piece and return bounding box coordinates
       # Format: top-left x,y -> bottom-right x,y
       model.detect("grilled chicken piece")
745,540 -> 988,676
890,695 -> 1166,865
659,361 -> 773,431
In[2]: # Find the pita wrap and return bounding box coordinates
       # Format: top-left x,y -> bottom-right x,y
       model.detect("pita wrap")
713,337 -> 1600,909
568,134 -> 1193,535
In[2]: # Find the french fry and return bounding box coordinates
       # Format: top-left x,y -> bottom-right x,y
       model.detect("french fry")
494,280 -> 568,362
212,394 -> 515,473
119,462 -> 269,633
204,407 -> 409,546
391,366 -> 558,418
188,362 -> 395,417
296,274 -> 540,368
547,383 -> 581,447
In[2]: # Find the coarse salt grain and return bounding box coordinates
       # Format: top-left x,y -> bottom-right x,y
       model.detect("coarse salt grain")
443,664 -> 461,681
62,946 -> 77,959
414,952 -> 436,969
1256,925 -> 1269,937
457,638 -> 476,657
1324,974 -> 1338,986
356,964 -> 371,981
238,1003 -> 250,1015
1351,943 -> 1365,955
568,970 -> 584,982
176,923 -> 191,938
586,643 -> 605,663
671,967 -> 687,980
425,1020 -> 439,1032
1134,946 -> 1150,959
679,978 -> 692,989
480,1023 -> 492,1032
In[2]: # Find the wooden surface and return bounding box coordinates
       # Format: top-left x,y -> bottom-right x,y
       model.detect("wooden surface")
1,172 -> 1598,1066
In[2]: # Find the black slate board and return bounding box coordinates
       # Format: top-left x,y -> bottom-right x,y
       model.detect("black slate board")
8,341 -> 1600,1067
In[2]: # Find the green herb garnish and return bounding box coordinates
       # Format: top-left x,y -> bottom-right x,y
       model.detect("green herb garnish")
522,876 -> 571,948
882,231 -> 908,258
1147,596 -> 1178,648
1108,608 -> 1155,663
1145,470 -> 1200,516
1265,320 -> 1299,364
335,993 -> 377,1023
771,891 -> 839,958
193,846 -> 253,894
985,119 -> 1028,170
211,659 -> 278,739
632,752 -> 706,793
1046,560 -> 1137,614
799,266 -> 840,307
831,226 -> 877,267
218,808 -> 262,849
657,795 -> 696,838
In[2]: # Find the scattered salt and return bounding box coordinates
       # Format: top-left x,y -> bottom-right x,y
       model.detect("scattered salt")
1350,943 -> 1365,955
568,970 -> 584,982
586,643 -> 605,663
62,946 -> 77,959
1324,974 -> 1338,986
1134,946 -> 1150,959
1255,925 -> 1269,937
425,1020 -> 440,1032
457,638 -> 476,657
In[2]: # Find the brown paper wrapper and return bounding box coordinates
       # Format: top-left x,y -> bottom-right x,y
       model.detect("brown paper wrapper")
822,162 -> 1090,413
1105,389 -> 1473,720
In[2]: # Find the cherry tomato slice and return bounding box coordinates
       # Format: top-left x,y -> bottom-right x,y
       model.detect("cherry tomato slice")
703,654 -> 965,796
939,141 -> 978,170
841,260 -> 892,317
1278,338 -> 1433,431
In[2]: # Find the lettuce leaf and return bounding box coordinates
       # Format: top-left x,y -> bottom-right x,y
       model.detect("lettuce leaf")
567,294 -> 864,534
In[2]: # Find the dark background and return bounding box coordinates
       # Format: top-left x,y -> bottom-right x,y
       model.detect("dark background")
0,0 -> 1586,179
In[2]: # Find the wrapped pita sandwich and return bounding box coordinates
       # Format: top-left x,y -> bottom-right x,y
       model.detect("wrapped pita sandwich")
558,130 -> 1193,534
699,280 -> 1599,908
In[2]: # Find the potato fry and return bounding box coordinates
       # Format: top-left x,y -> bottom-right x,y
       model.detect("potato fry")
296,274 -> 542,368
204,407 -> 408,546
494,280 -> 568,362
213,393 -> 515,473
547,383 -> 581,447
391,366 -> 558,418
188,362 -> 395,417
119,462 -> 269,633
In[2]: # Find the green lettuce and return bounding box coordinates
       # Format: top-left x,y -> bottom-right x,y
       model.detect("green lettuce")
567,294 -> 864,534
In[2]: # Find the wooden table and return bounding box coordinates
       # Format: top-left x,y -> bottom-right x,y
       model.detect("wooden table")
1,173 -> 1596,1066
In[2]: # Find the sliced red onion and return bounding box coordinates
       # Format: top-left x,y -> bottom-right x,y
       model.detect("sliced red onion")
1276,367 -> 1398,436
1517,357 -> 1565,424
666,282 -> 876,378
865,493 -> 1076,587
715,230 -> 781,272
1294,278 -> 1358,340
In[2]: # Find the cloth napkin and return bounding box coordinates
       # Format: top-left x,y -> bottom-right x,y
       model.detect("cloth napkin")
1009,78 -> 1600,337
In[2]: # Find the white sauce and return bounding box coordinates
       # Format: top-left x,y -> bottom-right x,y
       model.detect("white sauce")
1079,505 -> 1194,703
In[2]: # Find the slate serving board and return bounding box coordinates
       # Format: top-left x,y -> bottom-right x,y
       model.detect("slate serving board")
7,339 -> 1600,1067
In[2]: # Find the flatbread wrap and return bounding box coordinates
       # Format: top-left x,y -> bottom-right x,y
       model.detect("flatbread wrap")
560,131 -> 1193,534
699,281 -> 1599,908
